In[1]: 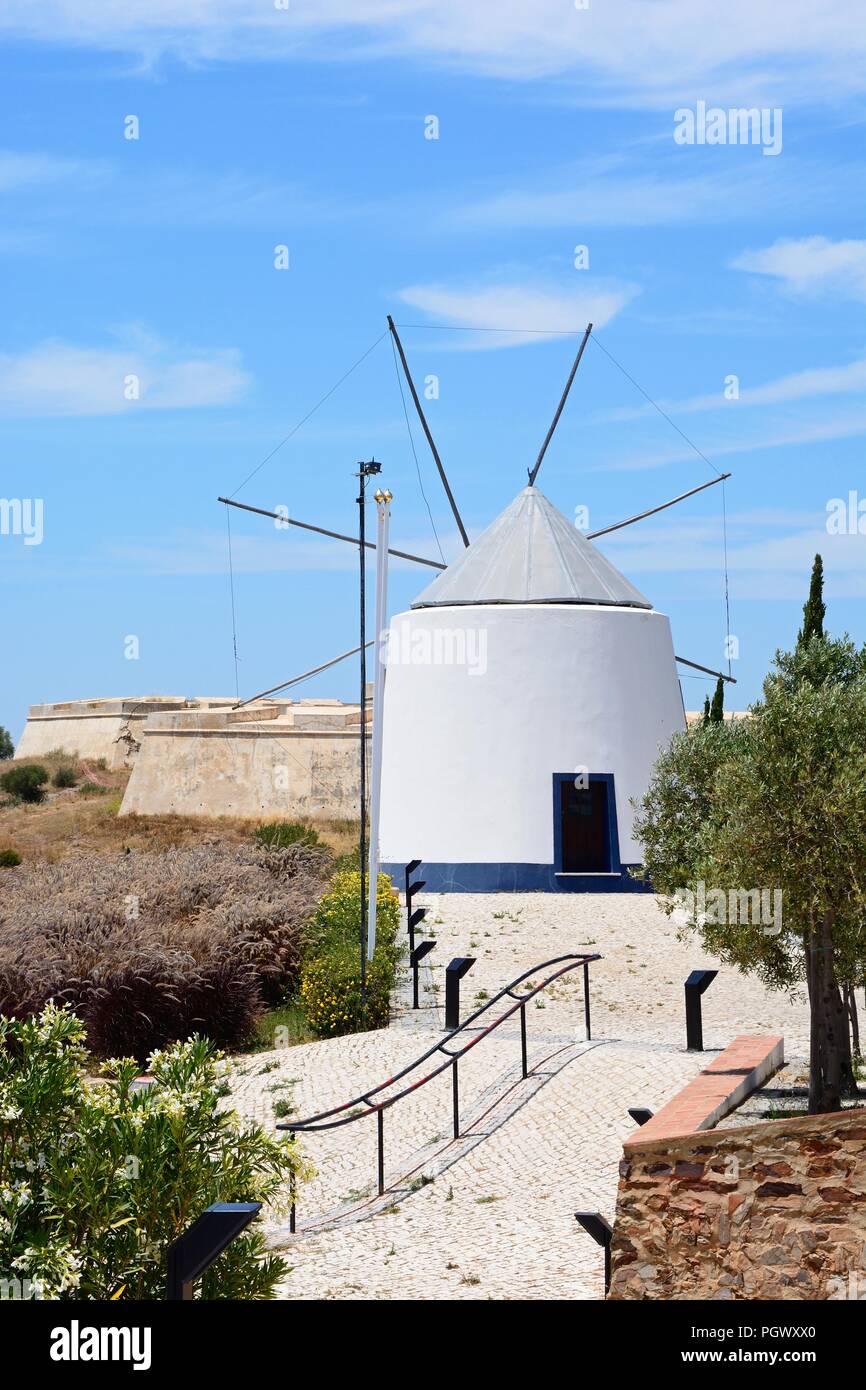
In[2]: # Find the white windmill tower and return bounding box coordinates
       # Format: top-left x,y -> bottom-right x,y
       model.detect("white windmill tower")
378,483 -> 685,891
220,319 -> 733,897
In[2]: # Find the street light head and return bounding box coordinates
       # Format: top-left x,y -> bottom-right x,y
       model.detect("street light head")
574,1211 -> 613,1247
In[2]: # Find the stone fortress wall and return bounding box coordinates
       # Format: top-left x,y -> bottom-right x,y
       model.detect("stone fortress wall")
15,696 -> 205,770
15,695 -> 367,820
119,697 -> 368,821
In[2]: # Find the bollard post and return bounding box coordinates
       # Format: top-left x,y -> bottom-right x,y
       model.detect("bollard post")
452,1060 -> 460,1139
684,969 -> 718,1050
575,1212 -> 614,1294
409,939 -> 436,1009
444,957 -> 476,1030
288,1129 -> 297,1232
377,1109 -> 385,1195
166,1203 -> 261,1300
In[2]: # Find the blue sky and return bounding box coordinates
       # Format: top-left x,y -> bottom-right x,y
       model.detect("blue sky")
2,2 -> 865,738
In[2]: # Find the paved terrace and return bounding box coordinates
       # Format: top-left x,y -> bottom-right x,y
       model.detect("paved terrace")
225,893 -> 811,1300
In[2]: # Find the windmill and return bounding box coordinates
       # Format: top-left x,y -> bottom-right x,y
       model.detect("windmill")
219,317 -> 734,900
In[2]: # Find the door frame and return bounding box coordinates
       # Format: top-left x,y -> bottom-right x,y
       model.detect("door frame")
552,772 -> 621,874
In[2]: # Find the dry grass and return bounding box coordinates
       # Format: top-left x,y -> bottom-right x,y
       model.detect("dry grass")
0,751 -> 359,864
0,749 -> 357,1058
0,842 -> 332,1058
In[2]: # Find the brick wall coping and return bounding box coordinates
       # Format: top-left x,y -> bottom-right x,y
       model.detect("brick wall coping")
621,1102 -> 866,1163
624,1034 -> 784,1148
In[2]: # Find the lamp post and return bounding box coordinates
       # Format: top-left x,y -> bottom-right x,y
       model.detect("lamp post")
357,459 -> 382,1019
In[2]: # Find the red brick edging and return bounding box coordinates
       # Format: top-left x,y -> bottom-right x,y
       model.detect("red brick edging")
625,1034 -> 784,1147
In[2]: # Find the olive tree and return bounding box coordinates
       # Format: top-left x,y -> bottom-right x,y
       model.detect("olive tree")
634,663 -> 866,1113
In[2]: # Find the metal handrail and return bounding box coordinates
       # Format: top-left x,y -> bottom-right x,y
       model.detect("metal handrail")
279,951 -> 600,1230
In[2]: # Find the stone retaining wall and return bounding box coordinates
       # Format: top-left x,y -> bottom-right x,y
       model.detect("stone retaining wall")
14,697 -> 193,769
609,1106 -> 866,1300
120,702 -> 368,820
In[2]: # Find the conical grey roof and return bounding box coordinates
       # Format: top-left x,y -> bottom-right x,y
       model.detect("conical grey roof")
412,486 -> 652,610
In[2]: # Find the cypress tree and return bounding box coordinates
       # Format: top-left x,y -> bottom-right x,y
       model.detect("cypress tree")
702,695 -> 711,727
710,676 -> 725,724
799,554 -> 826,646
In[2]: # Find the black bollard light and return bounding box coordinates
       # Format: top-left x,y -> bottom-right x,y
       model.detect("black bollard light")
575,1211 -> 614,1294
405,861 -> 425,938
444,957 -> 476,1030
410,939 -> 436,1009
166,1202 -> 261,1300
684,969 -> 718,1050
404,861 -> 428,1010
408,906 -> 428,949
627,1107 -> 654,1127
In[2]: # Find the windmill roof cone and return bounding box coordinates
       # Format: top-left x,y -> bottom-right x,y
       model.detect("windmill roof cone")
412,485 -> 651,611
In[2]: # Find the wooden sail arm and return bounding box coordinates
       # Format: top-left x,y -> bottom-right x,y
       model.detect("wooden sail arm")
675,656 -> 736,684
217,496 -> 445,571
387,315 -> 470,547
528,322 -> 592,488
586,472 -> 731,540
232,642 -> 375,710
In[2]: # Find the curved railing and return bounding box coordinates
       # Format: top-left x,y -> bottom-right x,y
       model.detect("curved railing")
279,951 -> 601,1229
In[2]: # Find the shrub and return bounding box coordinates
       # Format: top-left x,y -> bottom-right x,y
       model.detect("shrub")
0,1004 -> 310,1299
0,849 -> 21,868
77,781 -> 108,797
304,869 -> 400,960
299,871 -> 402,1038
0,726 -> 13,760
331,846 -> 361,875
300,942 -> 395,1037
0,764 -> 49,804
255,820 -> 320,850
51,765 -> 77,788
0,843 -> 331,1057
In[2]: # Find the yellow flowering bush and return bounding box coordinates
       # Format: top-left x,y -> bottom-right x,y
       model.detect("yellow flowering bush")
300,872 -> 401,1038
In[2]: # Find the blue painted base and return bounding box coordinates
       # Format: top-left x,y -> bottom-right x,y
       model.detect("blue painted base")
380,862 -> 653,893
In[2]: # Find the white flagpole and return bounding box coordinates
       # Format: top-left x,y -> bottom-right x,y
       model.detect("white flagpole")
367,489 -> 391,960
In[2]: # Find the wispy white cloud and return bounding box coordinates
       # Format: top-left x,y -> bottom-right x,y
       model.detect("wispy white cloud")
596,412 -> 866,471
449,160 -> 795,232
0,150 -> 110,192
0,327 -> 251,417
397,279 -> 636,349
1,2 -> 865,107
731,236 -> 866,302
603,356 -> 866,422
604,512 -> 866,600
